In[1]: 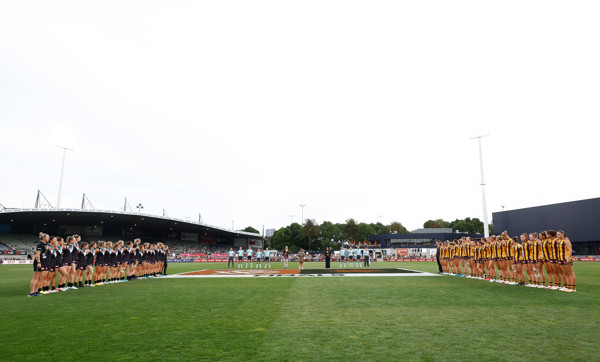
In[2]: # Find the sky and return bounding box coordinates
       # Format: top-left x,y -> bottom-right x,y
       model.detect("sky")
1,1 -> 598,233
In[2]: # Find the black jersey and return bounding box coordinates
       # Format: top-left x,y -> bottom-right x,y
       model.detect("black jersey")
55,248 -> 64,267
40,245 -> 50,268
122,248 -> 130,263
35,242 -> 47,264
95,249 -> 104,265
36,242 -> 46,254
46,248 -> 57,270
110,250 -> 117,265
71,243 -> 80,263
77,249 -> 87,265
62,247 -> 72,265
86,250 -> 95,266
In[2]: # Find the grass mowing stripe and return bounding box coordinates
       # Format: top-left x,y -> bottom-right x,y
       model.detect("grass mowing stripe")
1,262 -> 598,361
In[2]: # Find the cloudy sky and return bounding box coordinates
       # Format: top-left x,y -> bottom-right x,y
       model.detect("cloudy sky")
1,1 -> 598,233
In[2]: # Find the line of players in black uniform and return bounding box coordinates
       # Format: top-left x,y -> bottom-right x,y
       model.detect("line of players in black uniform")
28,233 -> 169,297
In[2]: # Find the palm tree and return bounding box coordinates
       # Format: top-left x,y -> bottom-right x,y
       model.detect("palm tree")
343,218 -> 359,242
301,219 -> 319,250
390,221 -> 408,234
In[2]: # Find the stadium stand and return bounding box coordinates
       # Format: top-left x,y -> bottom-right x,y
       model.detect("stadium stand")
0,234 -> 37,253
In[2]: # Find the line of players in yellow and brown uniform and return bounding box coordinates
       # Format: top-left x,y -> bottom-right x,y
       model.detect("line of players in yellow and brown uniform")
28,233 -> 169,297
439,230 -> 576,292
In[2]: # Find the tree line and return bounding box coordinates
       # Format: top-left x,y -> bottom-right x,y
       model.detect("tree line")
241,217 -> 491,252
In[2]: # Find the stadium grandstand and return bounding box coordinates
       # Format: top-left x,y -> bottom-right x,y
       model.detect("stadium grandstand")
492,197 -> 600,255
0,207 -> 263,260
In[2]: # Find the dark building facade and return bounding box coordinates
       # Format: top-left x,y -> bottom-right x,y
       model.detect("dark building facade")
492,197 -> 600,255
370,232 -> 483,248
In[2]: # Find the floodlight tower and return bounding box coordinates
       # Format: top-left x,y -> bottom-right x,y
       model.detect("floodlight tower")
56,145 -> 73,208
299,204 -> 306,225
471,135 -> 490,237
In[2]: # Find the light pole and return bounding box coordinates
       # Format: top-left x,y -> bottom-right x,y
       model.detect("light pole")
56,145 -> 73,208
289,214 -> 295,225
136,203 -> 144,214
299,204 -> 306,225
471,135 -> 490,237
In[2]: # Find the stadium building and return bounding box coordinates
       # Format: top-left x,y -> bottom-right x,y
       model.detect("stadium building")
0,207 -> 263,258
369,228 -> 483,248
492,197 -> 600,255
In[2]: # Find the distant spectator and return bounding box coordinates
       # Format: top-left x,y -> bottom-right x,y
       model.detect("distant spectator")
297,248 -> 305,270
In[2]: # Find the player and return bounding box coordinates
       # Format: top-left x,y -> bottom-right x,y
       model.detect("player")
531,233 -> 544,287
56,237 -> 70,290
120,241 -> 130,281
237,247 -> 244,268
521,233 -> 534,286
129,243 -> 139,280
85,242 -> 96,286
94,241 -> 105,285
40,236 -> 58,294
29,233 -> 49,296
283,246 -> 289,269
339,247 -> 346,268
353,246 -> 360,268
264,247 -> 272,269
246,246 -> 253,269
347,246 -> 353,267
161,243 -> 169,276
46,236 -> 61,292
256,249 -> 263,268
228,247 -> 235,269
511,235 -> 524,285
49,237 -> 65,291
297,248 -> 305,270
545,230 -> 560,289
105,241 -> 115,283
67,234 -> 81,289
556,230 -> 576,292
75,242 -> 88,287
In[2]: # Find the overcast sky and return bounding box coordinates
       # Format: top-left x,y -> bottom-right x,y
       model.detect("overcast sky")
1,1 -> 598,233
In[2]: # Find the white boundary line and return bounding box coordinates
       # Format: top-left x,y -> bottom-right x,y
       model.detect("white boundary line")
165,268 -> 440,278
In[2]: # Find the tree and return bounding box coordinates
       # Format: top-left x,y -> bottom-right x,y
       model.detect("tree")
423,219 -> 451,229
373,222 -> 390,235
301,219 -> 319,250
241,226 -> 260,234
450,218 -> 484,234
318,221 -> 342,250
269,223 -> 306,251
270,227 -> 291,250
356,223 -> 375,242
389,221 -> 408,234
343,218 -> 359,242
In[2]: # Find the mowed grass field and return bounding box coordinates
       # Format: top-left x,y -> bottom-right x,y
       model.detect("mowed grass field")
1,261 -> 599,361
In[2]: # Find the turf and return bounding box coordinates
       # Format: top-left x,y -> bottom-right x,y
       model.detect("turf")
1,261 -> 599,361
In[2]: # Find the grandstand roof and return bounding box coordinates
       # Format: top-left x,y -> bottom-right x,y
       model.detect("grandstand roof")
0,208 -> 261,240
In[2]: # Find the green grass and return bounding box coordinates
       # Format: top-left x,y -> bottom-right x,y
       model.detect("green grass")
1,262 -> 599,361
